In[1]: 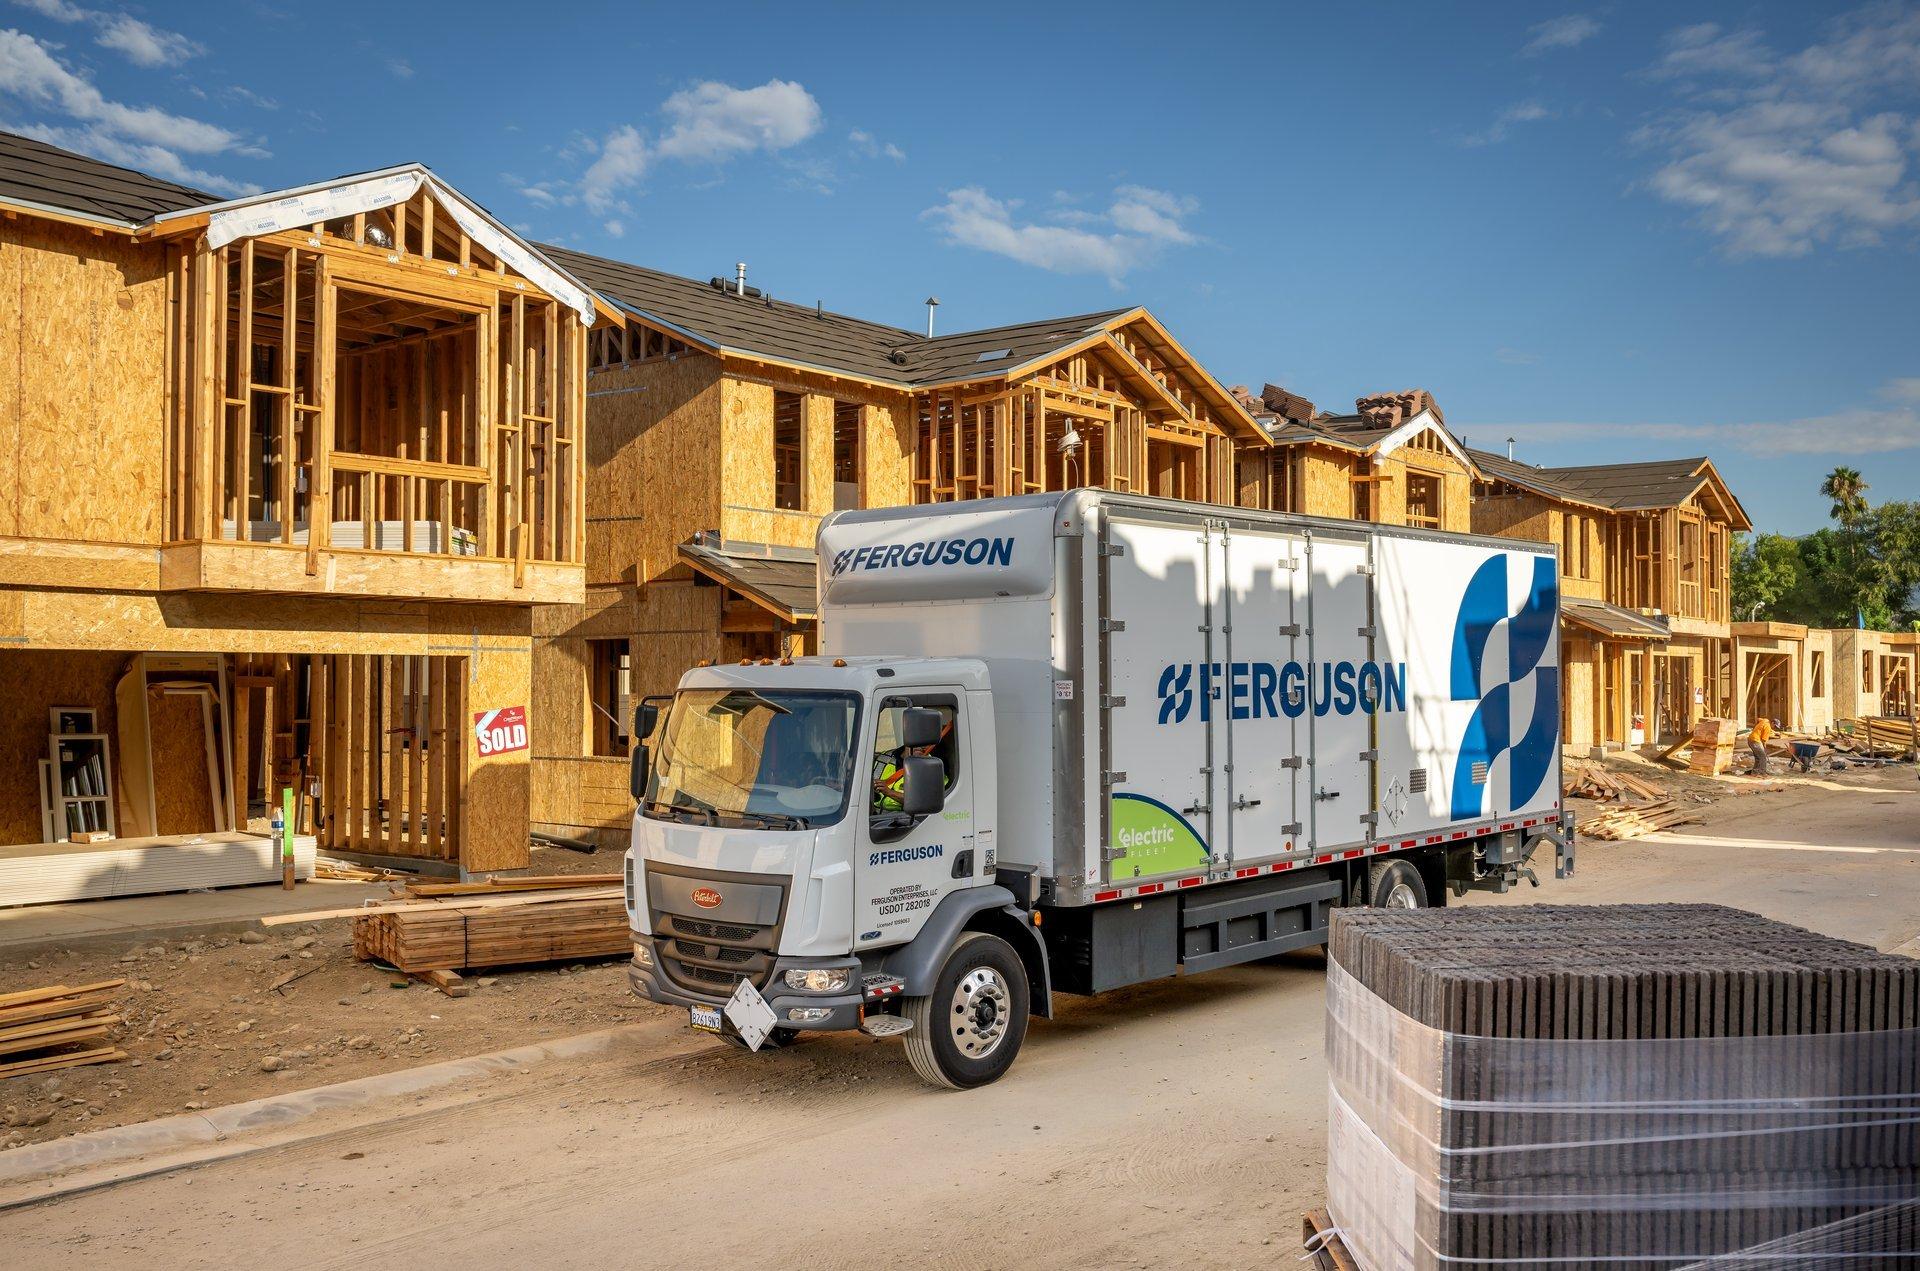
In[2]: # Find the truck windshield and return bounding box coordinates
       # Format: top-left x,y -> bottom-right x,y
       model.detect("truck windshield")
644,689 -> 857,829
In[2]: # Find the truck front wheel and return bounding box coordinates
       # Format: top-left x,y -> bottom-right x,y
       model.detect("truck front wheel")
903,932 -> 1030,1090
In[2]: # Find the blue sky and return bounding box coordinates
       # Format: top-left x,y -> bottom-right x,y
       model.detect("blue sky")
4,1 -> 1917,535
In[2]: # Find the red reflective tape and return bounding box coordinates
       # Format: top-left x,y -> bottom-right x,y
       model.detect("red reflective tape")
1314,854 -> 1333,865
1274,860 -> 1294,871
1235,866 -> 1258,878
1342,849 -> 1364,859
1400,839 -> 1417,849
1451,831 -> 1466,840
1139,882 -> 1165,895
1178,876 -> 1201,888
1094,890 -> 1120,903
1499,822 -> 1514,831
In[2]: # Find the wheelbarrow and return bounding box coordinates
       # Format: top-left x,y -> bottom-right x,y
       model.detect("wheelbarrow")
1790,741 -> 1820,773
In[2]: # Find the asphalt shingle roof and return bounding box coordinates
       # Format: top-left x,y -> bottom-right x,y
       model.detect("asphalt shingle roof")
542,243 -> 1125,388
0,130 -> 209,224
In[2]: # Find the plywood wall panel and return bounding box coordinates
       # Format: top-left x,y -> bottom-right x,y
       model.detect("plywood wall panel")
584,354 -> 723,587
0,651 -> 127,845
862,399 -> 915,509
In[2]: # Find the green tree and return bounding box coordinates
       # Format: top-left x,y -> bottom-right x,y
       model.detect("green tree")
1822,467 -> 1870,529
1731,532 -> 1807,621
1868,500 -> 1920,626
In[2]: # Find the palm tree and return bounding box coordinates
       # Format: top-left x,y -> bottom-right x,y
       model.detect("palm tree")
1822,467 -> 1869,530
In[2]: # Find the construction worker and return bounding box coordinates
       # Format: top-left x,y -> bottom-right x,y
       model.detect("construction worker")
1749,716 -> 1774,775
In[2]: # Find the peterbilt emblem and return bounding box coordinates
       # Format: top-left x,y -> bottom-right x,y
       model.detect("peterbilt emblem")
691,887 -> 723,909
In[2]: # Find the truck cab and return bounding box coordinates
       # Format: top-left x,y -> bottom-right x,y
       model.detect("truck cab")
627,655 -> 1046,1088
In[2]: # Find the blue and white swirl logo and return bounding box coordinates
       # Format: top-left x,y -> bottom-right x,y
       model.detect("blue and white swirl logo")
1450,555 -> 1558,821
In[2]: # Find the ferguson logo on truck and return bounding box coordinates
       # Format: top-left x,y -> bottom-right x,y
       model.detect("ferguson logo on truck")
1156,660 -> 1407,724
869,844 -> 945,867
829,535 -> 1013,577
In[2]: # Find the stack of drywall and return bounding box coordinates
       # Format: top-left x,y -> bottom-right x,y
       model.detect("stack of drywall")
0,833 -> 315,906
1326,905 -> 1920,1270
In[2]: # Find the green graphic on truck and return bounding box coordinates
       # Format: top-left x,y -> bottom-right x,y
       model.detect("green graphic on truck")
1108,792 -> 1210,878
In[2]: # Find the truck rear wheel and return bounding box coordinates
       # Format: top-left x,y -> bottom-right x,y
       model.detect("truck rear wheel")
1365,858 -> 1427,909
903,932 -> 1029,1090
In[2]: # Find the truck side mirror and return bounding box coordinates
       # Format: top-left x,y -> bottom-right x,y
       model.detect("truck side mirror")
899,754 -> 945,816
900,707 -> 943,750
630,697 -> 667,803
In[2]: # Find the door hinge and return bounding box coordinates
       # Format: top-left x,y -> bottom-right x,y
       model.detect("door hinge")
1099,541 -> 1127,558
1100,845 -> 1126,862
1102,770 -> 1128,786
1279,623 -> 1301,637
1358,749 -> 1378,763
1360,812 -> 1379,830
1283,822 -> 1303,836
1280,558 -> 1299,571
1357,625 -> 1377,639
1355,564 -> 1374,575
1100,695 -> 1127,709
1282,756 -> 1303,769
1100,618 -> 1126,633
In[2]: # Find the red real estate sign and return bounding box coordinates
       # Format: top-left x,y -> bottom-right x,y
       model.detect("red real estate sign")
473,706 -> 529,757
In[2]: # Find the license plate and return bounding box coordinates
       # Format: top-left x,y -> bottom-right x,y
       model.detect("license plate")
689,1003 -> 724,1033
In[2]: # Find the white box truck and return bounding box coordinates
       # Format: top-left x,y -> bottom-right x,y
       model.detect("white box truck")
624,491 -> 1573,1087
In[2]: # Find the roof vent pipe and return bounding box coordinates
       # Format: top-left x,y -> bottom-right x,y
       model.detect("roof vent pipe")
735,262 -> 747,297
1507,436 -> 1516,461
924,296 -> 940,338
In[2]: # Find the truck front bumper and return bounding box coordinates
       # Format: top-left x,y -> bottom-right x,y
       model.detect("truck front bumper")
627,936 -> 865,1034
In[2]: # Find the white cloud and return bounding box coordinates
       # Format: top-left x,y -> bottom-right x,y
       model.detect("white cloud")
849,128 -> 905,162
579,124 -> 647,215
12,0 -> 88,20
1500,405 -> 1920,457
96,14 -> 200,66
654,79 -> 820,163
603,219 -> 625,238
0,29 -> 237,152
1461,101 -> 1551,147
1636,8 -> 1920,257
387,58 -> 412,79
1495,347 -> 1542,365
15,121 -> 257,195
1522,14 -> 1600,56
571,80 -> 824,211
1881,378 -> 1920,403
924,184 -> 1204,281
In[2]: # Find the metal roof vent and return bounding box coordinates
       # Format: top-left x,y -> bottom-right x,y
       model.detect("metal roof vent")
975,348 -> 1012,362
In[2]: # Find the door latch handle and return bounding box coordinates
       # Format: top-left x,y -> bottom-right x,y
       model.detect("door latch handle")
1315,788 -> 1341,801
1233,797 -> 1262,810
1181,803 -> 1208,817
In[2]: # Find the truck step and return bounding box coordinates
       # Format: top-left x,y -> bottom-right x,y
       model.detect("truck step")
861,973 -> 906,1001
859,1014 -> 913,1038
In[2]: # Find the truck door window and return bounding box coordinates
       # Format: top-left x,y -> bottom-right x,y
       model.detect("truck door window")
870,698 -> 959,818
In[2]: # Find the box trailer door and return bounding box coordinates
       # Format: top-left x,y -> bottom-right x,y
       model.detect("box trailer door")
1220,524 -> 1304,865
1306,531 -> 1376,851
1099,515 -> 1221,884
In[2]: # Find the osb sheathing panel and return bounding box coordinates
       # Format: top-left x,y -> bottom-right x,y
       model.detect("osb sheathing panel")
462,643 -> 530,873
720,375 -> 777,514
159,543 -> 583,605
1,589 -> 531,655
530,633 -> 590,758
0,650 -> 127,845
862,400 -> 914,508
531,755 -> 632,833
1562,635 -> 1597,749
0,220 -> 168,547
586,353 -> 723,588
1299,451 -> 1357,519
802,393 -> 835,517
532,585 -> 637,640
148,688 -> 216,836
1469,489 -> 1557,543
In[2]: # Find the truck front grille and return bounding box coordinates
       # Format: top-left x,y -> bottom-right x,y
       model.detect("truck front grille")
653,910 -> 777,999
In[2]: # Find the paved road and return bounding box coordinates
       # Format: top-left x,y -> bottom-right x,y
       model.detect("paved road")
7,771 -> 1916,1269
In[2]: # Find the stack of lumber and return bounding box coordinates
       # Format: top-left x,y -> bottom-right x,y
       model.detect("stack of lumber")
1562,762 -> 1666,803
348,876 -> 626,974
1326,906 -> 1920,1270
1831,717 -> 1919,758
1686,716 -> 1738,774
1578,799 -> 1699,840
0,979 -> 125,1080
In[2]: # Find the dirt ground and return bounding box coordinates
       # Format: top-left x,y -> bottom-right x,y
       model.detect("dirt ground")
2,758 -> 1916,1268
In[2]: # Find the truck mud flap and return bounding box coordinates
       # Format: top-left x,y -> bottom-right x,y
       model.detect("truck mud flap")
1178,874 -> 1341,975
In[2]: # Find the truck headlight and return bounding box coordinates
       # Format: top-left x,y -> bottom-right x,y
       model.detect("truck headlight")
632,941 -> 654,969
783,967 -> 851,993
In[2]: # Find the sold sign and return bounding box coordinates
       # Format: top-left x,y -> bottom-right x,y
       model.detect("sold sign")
473,706 -> 529,757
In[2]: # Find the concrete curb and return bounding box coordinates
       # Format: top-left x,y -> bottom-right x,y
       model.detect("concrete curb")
0,1024 -> 647,1210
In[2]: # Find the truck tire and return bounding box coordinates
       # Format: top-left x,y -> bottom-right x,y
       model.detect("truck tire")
903,932 -> 1030,1090
1365,858 -> 1426,909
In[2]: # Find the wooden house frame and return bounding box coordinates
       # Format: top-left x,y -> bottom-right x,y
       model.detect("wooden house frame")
1471,450 -> 1751,751
526,250 -> 1265,843
0,132 -> 604,878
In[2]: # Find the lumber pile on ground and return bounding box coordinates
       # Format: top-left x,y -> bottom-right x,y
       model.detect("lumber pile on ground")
1686,716 -> 1738,774
1577,799 -> 1699,840
1830,716 -> 1919,758
0,979 -> 126,1080
1325,906 -> 1920,1269
351,879 -> 627,976
1562,761 -> 1666,803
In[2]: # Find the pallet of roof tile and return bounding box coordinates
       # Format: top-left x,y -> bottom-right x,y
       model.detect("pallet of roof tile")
1325,906 -> 1920,1271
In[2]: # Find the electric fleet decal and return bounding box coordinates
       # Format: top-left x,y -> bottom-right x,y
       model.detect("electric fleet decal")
1450,554 -> 1558,820
828,535 -> 1014,576
1154,660 -> 1407,724
1107,792 -> 1210,879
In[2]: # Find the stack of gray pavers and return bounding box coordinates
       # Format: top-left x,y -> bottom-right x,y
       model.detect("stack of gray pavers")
1326,904 -> 1920,1270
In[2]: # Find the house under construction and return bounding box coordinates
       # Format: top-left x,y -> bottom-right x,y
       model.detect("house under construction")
0,131 -> 605,898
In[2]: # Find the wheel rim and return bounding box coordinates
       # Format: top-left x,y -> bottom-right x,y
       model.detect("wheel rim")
1383,880 -> 1420,909
950,966 -> 1011,1059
